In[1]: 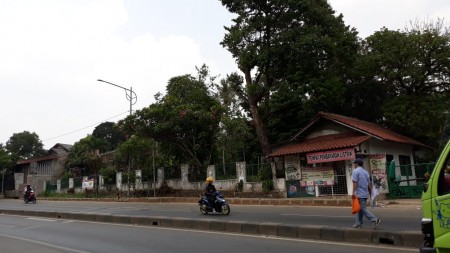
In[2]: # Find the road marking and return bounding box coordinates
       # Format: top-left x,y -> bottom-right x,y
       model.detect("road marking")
281,214 -> 353,218
26,217 -> 57,222
146,209 -> 191,213
0,233 -> 91,253
0,224 -> 16,228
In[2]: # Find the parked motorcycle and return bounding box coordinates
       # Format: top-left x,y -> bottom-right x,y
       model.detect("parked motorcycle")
24,190 -> 37,204
198,191 -> 230,215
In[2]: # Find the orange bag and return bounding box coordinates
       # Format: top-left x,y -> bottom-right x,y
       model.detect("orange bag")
352,196 -> 361,214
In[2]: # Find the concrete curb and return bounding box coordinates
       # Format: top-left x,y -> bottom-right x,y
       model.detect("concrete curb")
0,209 -> 421,248
39,197 -> 355,206
36,197 -> 422,208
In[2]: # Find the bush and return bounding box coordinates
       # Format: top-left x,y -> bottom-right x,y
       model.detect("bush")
235,179 -> 244,192
262,180 -> 274,193
258,164 -> 272,181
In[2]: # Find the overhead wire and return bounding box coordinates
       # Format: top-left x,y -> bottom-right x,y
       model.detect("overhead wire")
42,111 -> 130,142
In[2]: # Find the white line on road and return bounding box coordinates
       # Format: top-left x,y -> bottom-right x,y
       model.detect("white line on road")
0,233 -> 92,253
281,214 -> 353,218
26,217 -> 57,222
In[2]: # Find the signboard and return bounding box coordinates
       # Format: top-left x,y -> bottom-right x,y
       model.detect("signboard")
369,154 -> 388,190
285,155 -> 301,180
306,148 -> 355,164
369,153 -> 386,171
300,167 -> 335,186
82,177 -> 94,190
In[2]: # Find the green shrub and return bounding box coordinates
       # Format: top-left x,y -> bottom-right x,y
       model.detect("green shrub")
235,179 -> 244,192
262,180 -> 273,193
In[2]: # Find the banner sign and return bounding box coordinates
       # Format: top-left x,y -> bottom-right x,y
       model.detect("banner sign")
369,154 -> 388,191
369,153 -> 386,171
82,177 -> 94,189
285,155 -> 301,180
300,167 -> 335,186
306,148 -> 355,164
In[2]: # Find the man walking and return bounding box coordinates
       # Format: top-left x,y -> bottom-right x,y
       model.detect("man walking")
352,158 -> 381,229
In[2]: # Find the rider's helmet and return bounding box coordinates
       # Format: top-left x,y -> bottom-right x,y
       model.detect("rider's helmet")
206,177 -> 214,183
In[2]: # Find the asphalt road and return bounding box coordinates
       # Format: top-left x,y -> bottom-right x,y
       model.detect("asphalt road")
0,199 -> 422,231
0,214 -> 416,253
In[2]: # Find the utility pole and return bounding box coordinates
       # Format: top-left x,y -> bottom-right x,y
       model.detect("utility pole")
97,79 -> 137,197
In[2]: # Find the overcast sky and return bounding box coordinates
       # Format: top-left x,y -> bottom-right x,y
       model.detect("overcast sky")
1,0 -> 448,150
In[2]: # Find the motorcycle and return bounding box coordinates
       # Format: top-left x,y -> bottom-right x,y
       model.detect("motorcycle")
24,190 -> 37,204
198,191 -> 230,215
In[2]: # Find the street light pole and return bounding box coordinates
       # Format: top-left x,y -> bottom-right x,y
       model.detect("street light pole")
97,79 -> 137,197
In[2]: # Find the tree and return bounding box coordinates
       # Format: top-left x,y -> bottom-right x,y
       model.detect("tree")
5,131 -> 46,161
65,135 -> 107,175
220,0 -> 359,157
115,136 -> 154,176
124,73 -> 224,168
356,20 -> 450,148
92,122 -> 126,152
214,73 -> 255,163
0,145 -> 12,169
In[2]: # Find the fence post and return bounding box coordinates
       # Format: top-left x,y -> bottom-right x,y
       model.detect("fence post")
236,162 -> 246,183
57,180 -> 61,193
98,175 -> 104,191
157,167 -> 164,187
116,172 -> 122,192
135,170 -> 142,190
181,165 -> 188,189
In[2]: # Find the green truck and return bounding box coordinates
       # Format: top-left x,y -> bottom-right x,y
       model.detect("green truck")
421,140 -> 450,253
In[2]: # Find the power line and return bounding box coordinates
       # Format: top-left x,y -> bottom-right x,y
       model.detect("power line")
43,111 -> 130,142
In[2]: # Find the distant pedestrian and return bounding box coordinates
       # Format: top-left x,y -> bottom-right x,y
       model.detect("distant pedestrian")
351,158 -> 381,229
370,182 -> 379,210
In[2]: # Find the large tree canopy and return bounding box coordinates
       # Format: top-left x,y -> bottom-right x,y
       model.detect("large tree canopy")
65,135 -> 107,175
124,74 -> 224,167
355,20 -> 450,149
5,131 -> 45,161
92,122 -> 125,152
220,0 -> 359,157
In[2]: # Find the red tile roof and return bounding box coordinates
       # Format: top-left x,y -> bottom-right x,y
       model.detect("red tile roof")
292,112 -> 426,146
270,132 -> 370,157
269,112 -> 427,157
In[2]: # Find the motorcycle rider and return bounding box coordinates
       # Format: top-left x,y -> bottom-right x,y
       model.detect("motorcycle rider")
24,184 -> 33,200
204,177 -> 217,210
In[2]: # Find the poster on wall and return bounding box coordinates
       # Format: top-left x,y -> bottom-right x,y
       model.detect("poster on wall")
286,180 -> 315,198
300,167 -> 335,186
369,154 -> 388,190
284,155 -> 301,180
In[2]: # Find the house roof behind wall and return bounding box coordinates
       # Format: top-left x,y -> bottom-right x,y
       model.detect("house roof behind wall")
16,143 -> 73,165
270,132 -> 370,157
291,111 -> 426,147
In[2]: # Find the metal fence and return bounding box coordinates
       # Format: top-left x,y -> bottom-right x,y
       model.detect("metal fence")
245,163 -> 271,182
215,163 -> 237,180
164,165 -> 181,180
387,161 -> 435,198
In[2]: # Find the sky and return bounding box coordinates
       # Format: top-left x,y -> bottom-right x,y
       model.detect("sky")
0,0 -> 449,150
